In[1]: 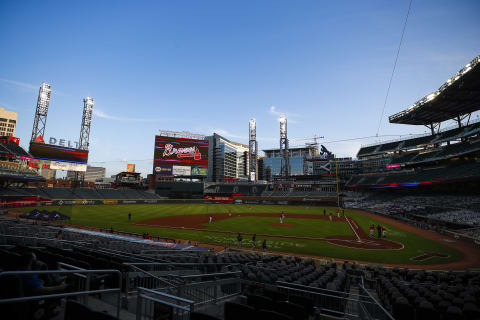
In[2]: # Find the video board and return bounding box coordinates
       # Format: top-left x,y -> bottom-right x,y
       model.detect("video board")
153,136 -> 208,176
29,142 -> 89,164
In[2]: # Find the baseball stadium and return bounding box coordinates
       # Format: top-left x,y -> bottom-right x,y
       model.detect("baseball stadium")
1,54 -> 480,320
1,3 -> 480,319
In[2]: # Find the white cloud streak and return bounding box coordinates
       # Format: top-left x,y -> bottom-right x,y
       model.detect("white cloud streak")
211,128 -> 246,140
269,105 -> 300,123
0,78 -> 70,96
0,78 -> 38,90
93,109 -> 165,123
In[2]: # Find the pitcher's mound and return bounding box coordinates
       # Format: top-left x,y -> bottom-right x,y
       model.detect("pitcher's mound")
269,222 -> 295,227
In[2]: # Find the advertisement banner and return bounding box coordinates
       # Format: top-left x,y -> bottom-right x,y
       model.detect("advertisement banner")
50,161 -> 87,172
191,167 -> 208,176
154,165 -> 173,175
118,200 -> 138,204
250,172 -> 256,181
127,164 -> 135,172
172,166 -> 191,176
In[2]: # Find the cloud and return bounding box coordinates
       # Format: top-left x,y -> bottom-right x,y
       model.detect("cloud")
269,105 -> 300,123
0,78 -> 38,90
93,108 -> 164,122
0,78 -> 70,96
211,129 -> 246,140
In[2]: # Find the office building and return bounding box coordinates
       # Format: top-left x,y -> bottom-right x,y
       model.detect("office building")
0,107 -> 17,137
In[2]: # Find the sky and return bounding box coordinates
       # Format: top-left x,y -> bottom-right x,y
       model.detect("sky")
1,0 -> 479,177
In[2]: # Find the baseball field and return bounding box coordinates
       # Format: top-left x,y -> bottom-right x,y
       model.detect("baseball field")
14,203 -> 479,268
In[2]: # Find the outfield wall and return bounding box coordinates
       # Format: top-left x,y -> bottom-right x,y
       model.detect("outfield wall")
2,196 -> 339,209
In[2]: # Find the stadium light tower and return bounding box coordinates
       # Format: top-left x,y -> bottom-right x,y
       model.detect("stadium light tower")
78,97 -> 94,150
30,82 -> 51,142
74,97 -> 94,185
249,118 -> 258,181
279,114 -> 290,177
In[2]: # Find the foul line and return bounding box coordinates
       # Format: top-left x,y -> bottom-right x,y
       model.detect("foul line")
345,217 -> 361,243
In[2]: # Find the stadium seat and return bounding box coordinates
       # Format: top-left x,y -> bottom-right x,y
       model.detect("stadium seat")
463,302 -> 480,320
445,305 -> 463,320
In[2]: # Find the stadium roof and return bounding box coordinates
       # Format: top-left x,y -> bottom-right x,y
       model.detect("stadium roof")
389,55 -> 480,125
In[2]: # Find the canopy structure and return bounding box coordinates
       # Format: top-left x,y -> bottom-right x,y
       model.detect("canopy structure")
389,55 -> 480,126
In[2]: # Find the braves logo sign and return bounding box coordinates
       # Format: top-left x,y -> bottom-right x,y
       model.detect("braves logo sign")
163,144 -> 202,160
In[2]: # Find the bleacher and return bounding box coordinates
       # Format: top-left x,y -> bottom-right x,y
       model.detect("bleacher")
357,119 -> 480,158
347,161 -> 480,188
2,187 -> 161,200
260,190 -> 337,198
0,162 -> 43,182
367,265 -> 480,320
203,183 -> 269,197
0,140 -> 44,183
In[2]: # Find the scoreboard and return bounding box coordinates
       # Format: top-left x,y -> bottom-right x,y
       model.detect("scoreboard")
153,136 -> 208,176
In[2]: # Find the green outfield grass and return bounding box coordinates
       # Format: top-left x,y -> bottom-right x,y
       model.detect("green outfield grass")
14,203 -> 463,265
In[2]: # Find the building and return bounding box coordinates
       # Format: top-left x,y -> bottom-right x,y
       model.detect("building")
207,133 -> 249,182
0,107 -> 17,137
262,144 -> 318,178
40,168 -> 56,180
67,165 -> 105,181
94,177 -> 114,188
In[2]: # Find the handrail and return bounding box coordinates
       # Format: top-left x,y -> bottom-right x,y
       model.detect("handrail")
124,262 -> 239,267
138,293 -> 190,311
0,269 -> 122,318
179,271 -> 241,280
139,287 -> 194,304
359,279 -> 395,320
127,264 -> 177,288
0,288 -> 119,304
275,281 -> 361,297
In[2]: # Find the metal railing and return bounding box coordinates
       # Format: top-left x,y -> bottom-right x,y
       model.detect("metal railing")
276,281 -> 369,300
125,264 -> 178,295
136,287 -> 194,320
358,281 -> 395,320
0,269 -> 122,318
175,276 -> 241,308
276,282 -> 364,319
